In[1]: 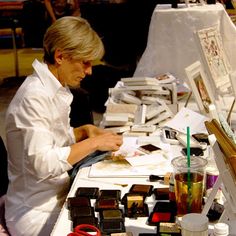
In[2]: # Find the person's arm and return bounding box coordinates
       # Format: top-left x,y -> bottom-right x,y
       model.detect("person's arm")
73,124 -> 109,142
68,125 -> 123,165
44,0 -> 57,23
71,0 -> 80,16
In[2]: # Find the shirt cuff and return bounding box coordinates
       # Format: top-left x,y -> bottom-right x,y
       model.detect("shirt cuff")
58,146 -> 73,171
70,127 -> 76,143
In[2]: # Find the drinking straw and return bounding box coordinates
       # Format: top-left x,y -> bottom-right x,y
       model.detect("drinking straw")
187,126 -> 191,169
187,126 -> 191,213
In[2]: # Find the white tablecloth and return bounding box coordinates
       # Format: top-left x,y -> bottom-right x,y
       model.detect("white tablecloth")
50,166 -> 166,236
134,3 -> 236,83
50,136 -> 236,236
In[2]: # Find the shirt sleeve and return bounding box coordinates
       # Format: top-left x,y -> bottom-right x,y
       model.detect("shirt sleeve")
13,90 -> 73,180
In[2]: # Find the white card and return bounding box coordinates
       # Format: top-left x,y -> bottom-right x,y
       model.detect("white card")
164,107 -> 209,134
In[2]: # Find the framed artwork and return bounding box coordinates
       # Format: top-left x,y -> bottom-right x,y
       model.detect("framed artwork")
204,119 -> 236,221
196,26 -> 231,93
185,60 -> 215,115
230,71 -> 236,98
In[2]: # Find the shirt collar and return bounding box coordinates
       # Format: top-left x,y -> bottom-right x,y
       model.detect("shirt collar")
32,59 -> 73,104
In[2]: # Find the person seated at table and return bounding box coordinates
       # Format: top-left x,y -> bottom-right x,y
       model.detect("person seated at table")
45,0 -> 80,23
4,16 -> 123,236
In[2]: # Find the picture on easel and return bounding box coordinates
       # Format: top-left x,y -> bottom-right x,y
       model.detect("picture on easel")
196,26 -> 231,93
185,60 -> 215,115
194,74 -> 212,113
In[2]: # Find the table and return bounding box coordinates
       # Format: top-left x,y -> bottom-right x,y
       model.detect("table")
0,0 -> 26,77
50,166 -> 169,236
51,135 -> 186,236
134,3 -> 236,83
0,0 -> 25,16
51,137 -> 236,235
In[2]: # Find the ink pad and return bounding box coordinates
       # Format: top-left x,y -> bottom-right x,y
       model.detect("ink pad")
127,195 -> 144,209
67,196 -> 91,209
100,209 -> 124,222
98,189 -> 121,200
148,212 -> 172,225
138,234 -> 157,236
100,220 -> 125,234
75,187 -> 99,199
153,201 -> 177,216
129,184 -> 153,196
158,222 -> 181,235
153,188 -> 169,200
70,206 -> 94,219
111,233 -> 133,236
72,216 -> 98,229
121,193 -> 146,205
95,198 -> 119,211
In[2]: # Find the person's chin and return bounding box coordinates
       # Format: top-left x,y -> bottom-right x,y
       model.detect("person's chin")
68,82 -> 81,89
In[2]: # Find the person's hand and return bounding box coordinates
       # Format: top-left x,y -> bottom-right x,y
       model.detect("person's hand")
70,126 -> 123,165
74,125 -> 114,141
85,125 -> 109,138
90,132 -> 123,152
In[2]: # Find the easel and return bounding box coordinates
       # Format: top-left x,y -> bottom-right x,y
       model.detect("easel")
202,134 -> 236,222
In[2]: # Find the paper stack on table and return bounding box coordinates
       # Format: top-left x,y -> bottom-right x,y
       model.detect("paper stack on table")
89,137 -> 173,177
101,74 -> 178,136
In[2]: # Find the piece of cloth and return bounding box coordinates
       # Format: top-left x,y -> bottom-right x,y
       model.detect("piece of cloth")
0,137 -> 8,197
0,196 -> 9,236
70,150 -> 111,182
5,59 -> 74,236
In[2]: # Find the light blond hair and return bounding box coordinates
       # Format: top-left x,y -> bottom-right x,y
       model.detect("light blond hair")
43,16 -> 104,64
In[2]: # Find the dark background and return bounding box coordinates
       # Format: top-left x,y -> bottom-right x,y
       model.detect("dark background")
0,0 -> 168,114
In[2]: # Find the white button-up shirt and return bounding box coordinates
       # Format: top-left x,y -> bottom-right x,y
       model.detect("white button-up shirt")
5,59 -> 74,236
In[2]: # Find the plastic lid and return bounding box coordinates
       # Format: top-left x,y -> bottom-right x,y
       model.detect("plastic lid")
181,213 -> 209,231
206,166 -> 219,175
171,156 -> 208,171
214,223 -> 229,234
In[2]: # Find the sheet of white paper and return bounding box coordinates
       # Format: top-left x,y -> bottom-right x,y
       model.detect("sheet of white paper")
164,107 -> 209,134
112,137 -> 143,157
88,159 -> 172,177
89,136 -> 173,177
125,153 -> 168,166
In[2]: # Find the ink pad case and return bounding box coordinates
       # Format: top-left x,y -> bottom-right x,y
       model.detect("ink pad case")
69,206 -> 95,219
100,220 -> 126,234
98,189 -> 121,200
129,184 -> 153,196
153,188 -> 169,200
157,222 -> 181,235
99,209 -> 124,222
126,194 -> 144,209
75,187 -> 99,199
121,193 -> 146,205
95,198 -> 119,211
111,233 -> 133,236
148,201 -> 176,225
67,196 -> 91,209
72,216 -> 98,229
153,201 -> 177,216
124,194 -> 149,218
125,203 -> 149,218
138,234 -> 158,236
148,211 -> 172,225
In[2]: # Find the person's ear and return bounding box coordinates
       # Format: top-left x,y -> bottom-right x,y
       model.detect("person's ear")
54,48 -> 63,65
